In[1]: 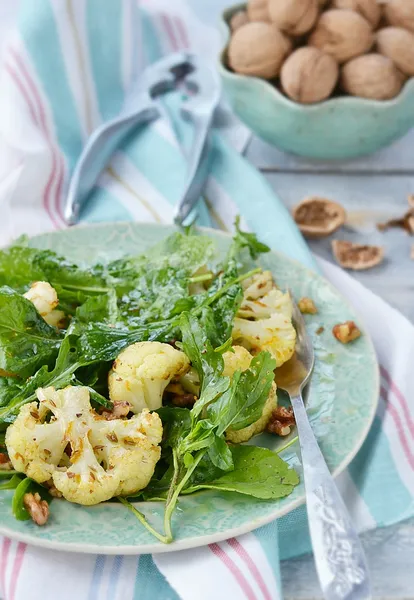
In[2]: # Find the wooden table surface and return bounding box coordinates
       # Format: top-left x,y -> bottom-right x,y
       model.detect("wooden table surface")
246,135 -> 414,599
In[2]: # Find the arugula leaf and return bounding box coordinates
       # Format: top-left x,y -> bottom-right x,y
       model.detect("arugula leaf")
0,287 -> 62,379
157,407 -> 192,449
0,474 -> 23,491
232,217 -> 270,260
0,334 -> 80,423
208,435 -> 234,472
183,445 -> 299,499
180,313 -> 229,418
0,245 -> 108,297
12,477 -> 52,521
207,352 -> 276,435
75,289 -> 118,324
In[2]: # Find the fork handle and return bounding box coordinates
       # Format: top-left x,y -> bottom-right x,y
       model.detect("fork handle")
290,392 -> 372,600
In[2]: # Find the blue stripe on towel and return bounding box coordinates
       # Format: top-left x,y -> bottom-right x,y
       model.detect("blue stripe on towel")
88,554 -> 106,600
19,0 -> 84,171
86,0 -> 124,122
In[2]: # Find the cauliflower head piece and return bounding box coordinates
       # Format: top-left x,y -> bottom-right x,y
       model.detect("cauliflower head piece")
24,281 -> 65,328
6,386 -> 162,506
222,346 -> 277,444
232,272 -> 296,367
108,341 -> 190,413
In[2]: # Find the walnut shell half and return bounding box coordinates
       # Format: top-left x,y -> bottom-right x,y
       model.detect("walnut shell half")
293,196 -> 346,238
332,240 -> 384,270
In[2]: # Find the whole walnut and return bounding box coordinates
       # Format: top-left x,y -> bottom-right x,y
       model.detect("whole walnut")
341,53 -> 404,100
309,10 -> 374,64
247,0 -> 270,22
228,22 -> 291,79
384,0 -> 414,34
281,47 -> 339,103
268,0 -> 319,36
331,0 -> 381,29
377,27 -> 414,77
230,10 -> 249,32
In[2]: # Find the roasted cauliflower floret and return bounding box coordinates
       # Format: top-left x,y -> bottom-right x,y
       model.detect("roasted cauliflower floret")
222,346 -> 277,443
108,341 -> 190,413
24,281 -> 65,327
6,386 -> 162,506
5,402 -> 67,482
242,270 -> 274,299
222,345 -> 253,376
232,272 -> 296,367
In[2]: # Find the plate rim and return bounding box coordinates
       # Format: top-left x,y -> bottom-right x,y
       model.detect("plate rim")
0,222 -> 380,554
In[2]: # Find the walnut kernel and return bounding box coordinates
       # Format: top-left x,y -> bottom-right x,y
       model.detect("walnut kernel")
332,321 -> 361,344
23,492 -> 49,526
298,297 -> 318,314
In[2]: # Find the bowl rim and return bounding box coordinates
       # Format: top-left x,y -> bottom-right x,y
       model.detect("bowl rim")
218,2 -> 414,112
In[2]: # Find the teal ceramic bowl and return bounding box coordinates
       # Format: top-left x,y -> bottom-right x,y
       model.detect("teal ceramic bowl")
219,4 -> 414,160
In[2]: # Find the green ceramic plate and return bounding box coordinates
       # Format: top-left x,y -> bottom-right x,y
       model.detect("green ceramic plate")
0,223 -> 379,554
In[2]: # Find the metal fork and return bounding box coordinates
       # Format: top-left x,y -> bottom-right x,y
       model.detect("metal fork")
274,297 -> 372,600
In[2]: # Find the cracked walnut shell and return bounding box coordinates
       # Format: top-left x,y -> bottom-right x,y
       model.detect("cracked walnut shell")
376,27 -> 414,78
268,0 -> 319,36
341,54 -> 404,100
228,22 -> 291,79
331,0 -> 381,28
281,47 -> 339,104
293,196 -> 346,238
309,9 -> 374,64
332,240 -> 384,270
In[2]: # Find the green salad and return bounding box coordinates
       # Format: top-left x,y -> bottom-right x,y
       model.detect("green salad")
0,221 -> 299,543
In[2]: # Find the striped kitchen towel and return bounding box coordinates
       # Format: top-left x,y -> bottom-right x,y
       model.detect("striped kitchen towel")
0,1 -> 413,599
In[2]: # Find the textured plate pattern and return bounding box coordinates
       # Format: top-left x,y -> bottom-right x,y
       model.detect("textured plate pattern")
0,223 -> 379,554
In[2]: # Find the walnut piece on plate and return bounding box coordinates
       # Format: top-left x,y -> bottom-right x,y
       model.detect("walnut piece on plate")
23,492 -> 49,526
332,240 -> 384,270
298,297 -> 318,314
0,452 -> 12,470
293,196 -> 346,238
266,405 -> 296,436
333,321 -> 361,344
